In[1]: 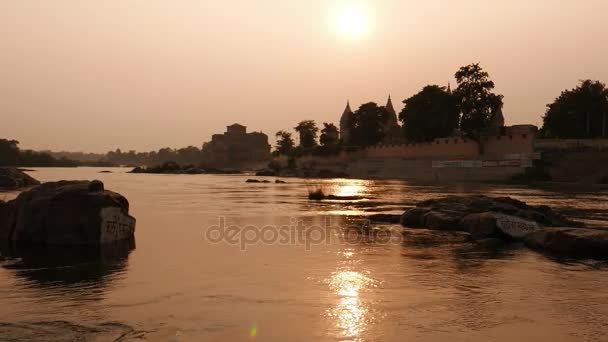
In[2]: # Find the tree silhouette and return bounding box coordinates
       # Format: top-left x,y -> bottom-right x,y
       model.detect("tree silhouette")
0,139 -> 79,167
275,130 -> 295,155
349,102 -> 390,147
0,139 -> 20,166
542,80 -> 608,138
294,120 -> 319,149
399,85 -> 460,142
319,123 -> 339,147
454,63 -> 504,136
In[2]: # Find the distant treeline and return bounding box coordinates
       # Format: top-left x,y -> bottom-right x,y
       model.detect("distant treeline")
103,146 -> 203,167
0,139 -> 206,168
0,139 -> 80,167
49,147 -> 205,167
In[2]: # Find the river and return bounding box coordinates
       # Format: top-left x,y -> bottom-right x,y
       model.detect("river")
1,167 -> 607,341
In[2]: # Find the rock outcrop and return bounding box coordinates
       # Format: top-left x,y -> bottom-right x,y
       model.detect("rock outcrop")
400,195 -> 575,240
130,162 -> 242,175
255,169 -> 276,177
0,180 -> 135,245
525,228 -> 608,259
0,167 -> 40,189
398,195 -> 608,259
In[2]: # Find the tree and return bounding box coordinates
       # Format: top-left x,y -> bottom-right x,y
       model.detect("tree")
454,63 -> 504,136
399,85 -> 460,142
275,130 -> 295,155
350,102 -> 390,147
319,123 -> 339,147
542,80 -> 608,138
294,120 -> 319,149
0,139 -> 20,166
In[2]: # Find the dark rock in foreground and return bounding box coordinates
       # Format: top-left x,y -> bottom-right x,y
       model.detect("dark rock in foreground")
400,195 -> 576,240
525,228 -> 608,259
0,167 -> 40,189
0,180 -> 135,245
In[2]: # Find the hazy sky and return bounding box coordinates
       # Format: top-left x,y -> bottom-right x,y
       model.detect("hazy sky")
1,0 -> 607,153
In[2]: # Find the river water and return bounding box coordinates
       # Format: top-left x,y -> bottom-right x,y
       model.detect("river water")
1,167 -> 607,341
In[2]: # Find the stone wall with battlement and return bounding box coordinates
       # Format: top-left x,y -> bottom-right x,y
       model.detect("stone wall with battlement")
275,125 -> 539,181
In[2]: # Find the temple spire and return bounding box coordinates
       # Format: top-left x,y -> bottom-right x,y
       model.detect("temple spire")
343,100 -> 353,115
385,95 -> 395,115
340,99 -> 354,144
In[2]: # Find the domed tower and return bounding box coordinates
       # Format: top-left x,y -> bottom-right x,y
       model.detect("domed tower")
339,100 -> 354,144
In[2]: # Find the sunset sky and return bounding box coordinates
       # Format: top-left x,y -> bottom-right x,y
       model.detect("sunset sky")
1,0 -> 607,153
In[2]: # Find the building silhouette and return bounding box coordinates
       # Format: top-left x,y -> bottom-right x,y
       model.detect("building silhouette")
201,124 -> 271,168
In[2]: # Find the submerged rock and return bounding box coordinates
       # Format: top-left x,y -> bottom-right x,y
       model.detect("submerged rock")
0,167 -> 40,189
368,214 -> 402,224
525,228 -> 608,259
0,180 -> 135,245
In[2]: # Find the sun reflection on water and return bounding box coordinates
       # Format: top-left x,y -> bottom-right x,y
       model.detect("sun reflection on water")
336,184 -> 365,198
326,269 -> 377,341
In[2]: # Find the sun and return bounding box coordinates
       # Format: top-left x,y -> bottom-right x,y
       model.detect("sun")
330,2 -> 372,40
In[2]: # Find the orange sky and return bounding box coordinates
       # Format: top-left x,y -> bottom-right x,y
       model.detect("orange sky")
1,0 -> 607,153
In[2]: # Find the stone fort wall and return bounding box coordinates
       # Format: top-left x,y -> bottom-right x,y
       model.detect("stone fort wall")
276,125 -> 539,181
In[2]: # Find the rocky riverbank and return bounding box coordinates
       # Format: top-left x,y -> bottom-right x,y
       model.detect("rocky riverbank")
396,195 -> 608,259
0,167 -> 40,189
130,162 -> 242,175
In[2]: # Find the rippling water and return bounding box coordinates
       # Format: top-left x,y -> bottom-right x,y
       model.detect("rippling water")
1,168 -> 608,341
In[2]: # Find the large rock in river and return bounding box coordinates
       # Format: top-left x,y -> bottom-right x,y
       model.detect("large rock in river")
525,228 -> 608,259
0,180 -> 135,245
400,195 -> 573,240
0,167 -> 40,189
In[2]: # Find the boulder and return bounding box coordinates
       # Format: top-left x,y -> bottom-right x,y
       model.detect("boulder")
460,212 -> 539,240
525,228 -> 608,259
460,212 -> 500,239
422,211 -> 460,230
0,180 -> 135,245
493,213 -> 539,239
399,207 -> 429,228
0,167 -> 40,189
